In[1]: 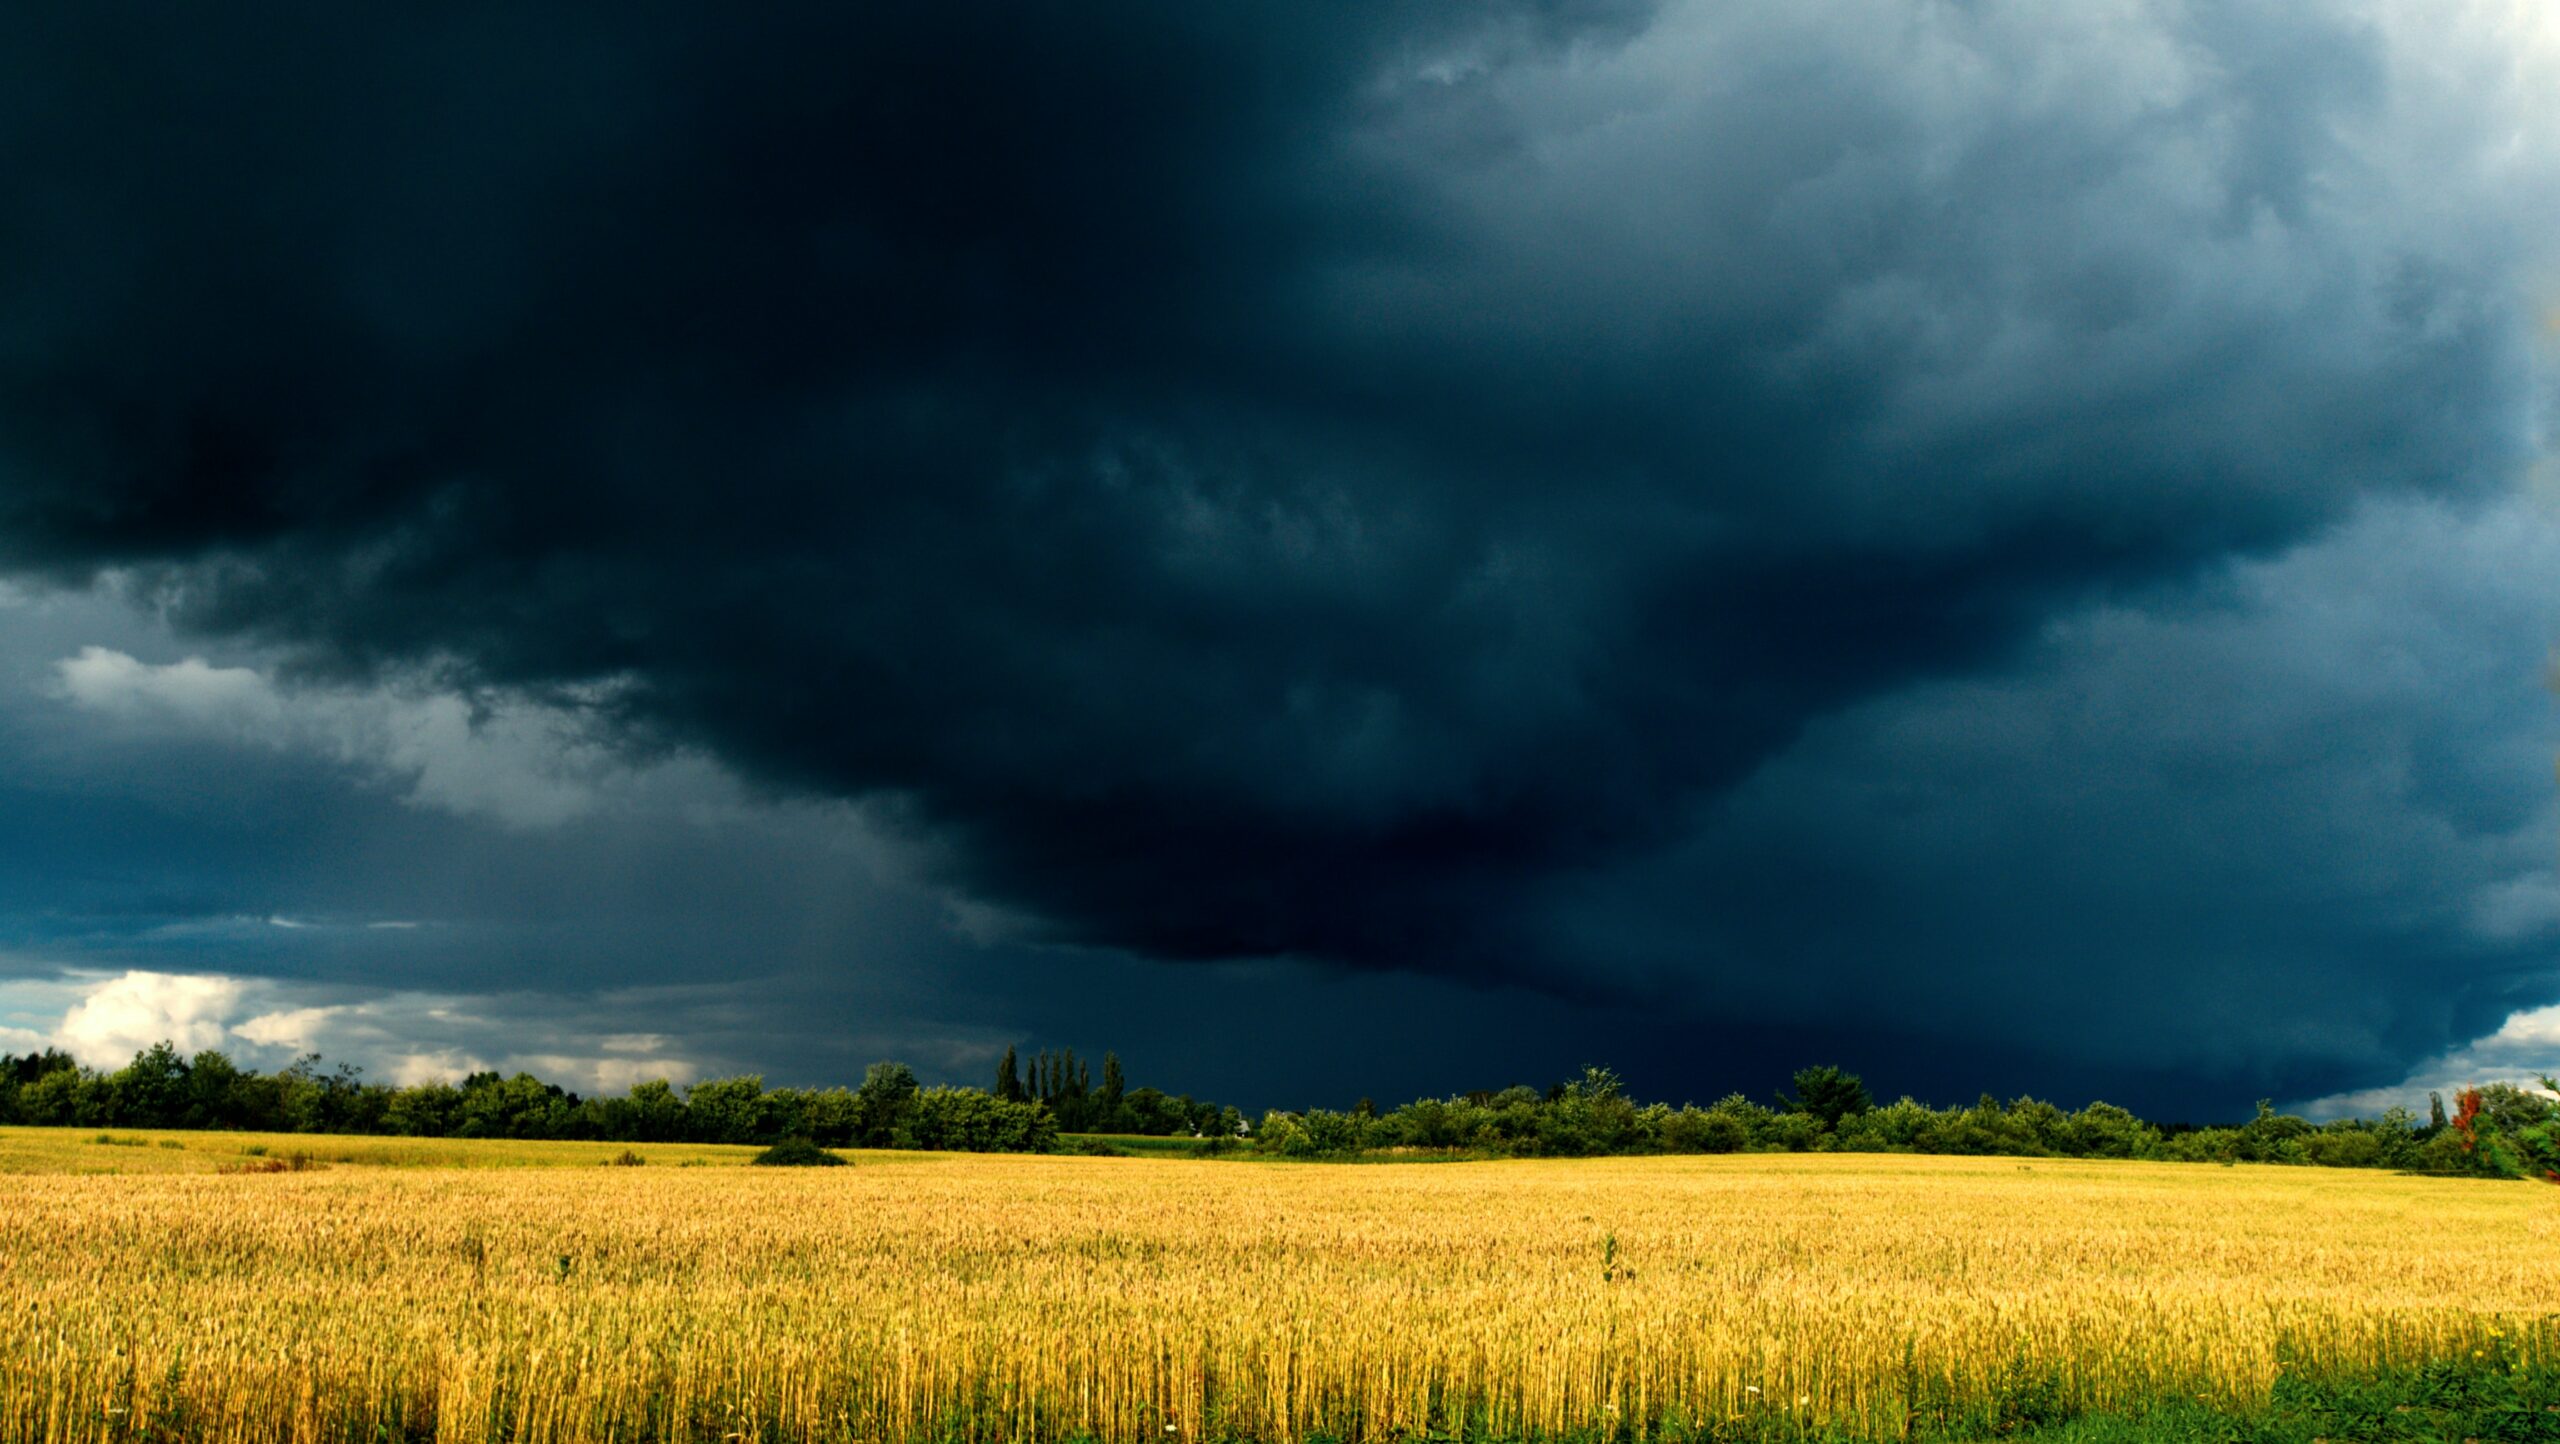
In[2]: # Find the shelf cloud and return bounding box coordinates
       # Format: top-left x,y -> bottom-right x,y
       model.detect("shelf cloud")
0,2 -> 2554,1111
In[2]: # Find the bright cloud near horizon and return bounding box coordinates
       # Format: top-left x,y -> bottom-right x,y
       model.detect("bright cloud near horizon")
3,967 -> 706,1094
0,0 -> 2557,1118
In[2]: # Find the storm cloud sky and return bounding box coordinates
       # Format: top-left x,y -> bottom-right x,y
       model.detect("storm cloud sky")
1,1 -> 2557,1116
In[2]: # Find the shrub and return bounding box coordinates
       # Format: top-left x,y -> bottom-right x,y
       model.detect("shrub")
218,1151 -> 323,1175
749,1138 -> 847,1167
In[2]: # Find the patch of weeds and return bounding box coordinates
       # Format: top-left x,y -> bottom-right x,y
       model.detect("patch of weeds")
749,1138 -> 847,1167
218,1150 -> 325,1175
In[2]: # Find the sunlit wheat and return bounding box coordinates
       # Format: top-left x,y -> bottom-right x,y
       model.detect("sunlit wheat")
0,1137 -> 2549,1442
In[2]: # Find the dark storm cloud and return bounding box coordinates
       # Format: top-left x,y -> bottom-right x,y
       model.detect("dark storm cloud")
0,0 -> 2549,1029
1528,497 -> 2560,1111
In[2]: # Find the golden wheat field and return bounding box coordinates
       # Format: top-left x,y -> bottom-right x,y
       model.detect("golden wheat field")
0,1130 -> 2554,1444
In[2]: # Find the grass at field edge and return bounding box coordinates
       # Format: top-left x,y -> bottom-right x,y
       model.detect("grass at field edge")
1207,1365 -> 2560,1444
1981,1366 -> 2560,1444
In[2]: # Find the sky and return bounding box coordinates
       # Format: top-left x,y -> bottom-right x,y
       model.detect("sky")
1,1 -> 2557,1120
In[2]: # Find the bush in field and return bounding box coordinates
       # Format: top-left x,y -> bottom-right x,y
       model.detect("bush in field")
749,1138 -> 846,1167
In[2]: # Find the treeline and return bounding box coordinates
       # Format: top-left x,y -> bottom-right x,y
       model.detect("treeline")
0,1046 -> 1117,1152
9,1044 -> 2551,1178
992,1045 -> 1241,1137
1255,1065 -> 2560,1178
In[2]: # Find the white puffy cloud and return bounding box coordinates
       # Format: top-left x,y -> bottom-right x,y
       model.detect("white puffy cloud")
53,970 -> 247,1066
379,1050 -> 492,1088
53,648 -> 284,737
2,968 -> 703,1090
232,1004 -> 346,1052
506,1052 -> 701,1095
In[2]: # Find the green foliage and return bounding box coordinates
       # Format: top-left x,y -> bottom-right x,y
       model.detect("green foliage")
458,1071 -> 576,1139
624,1077 -> 688,1141
5,1036 -> 2534,1182
1240,1065 -> 2498,1175
0,1041 -> 1084,1155
1781,1064 -> 1873,1128
850,1062 -> 920,1146
900,1087 -> 1058,1152
1257,1108 -> 1371,1158
2453,1077 -> 2560,1182
679,1075 -> 766,1145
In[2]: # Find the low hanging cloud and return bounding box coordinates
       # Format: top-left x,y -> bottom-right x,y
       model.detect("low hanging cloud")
49,645 -> 699,829
1526,494 -> 2560,1103
2297,1004 -> 2560,1119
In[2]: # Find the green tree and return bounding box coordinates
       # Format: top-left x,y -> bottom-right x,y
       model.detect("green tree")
18,1066 -> 82,1125
384,1081 -> 463,1137
111,1041 -> 191,1127
800,1087 -> 859,1146
626,1078 -> 687,1141
454,1071 -> 577,1139
850,1062 -> 919,1147
903,1088 -> 1057,1152
1097,1051 -> 1126,1128
995,1046 -> 1025,1103
1781,1065 -> 1872,1129
682,1076 -> 766,1145
2454,1079 -> 2560,1183
184,1049 -> 249,1129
